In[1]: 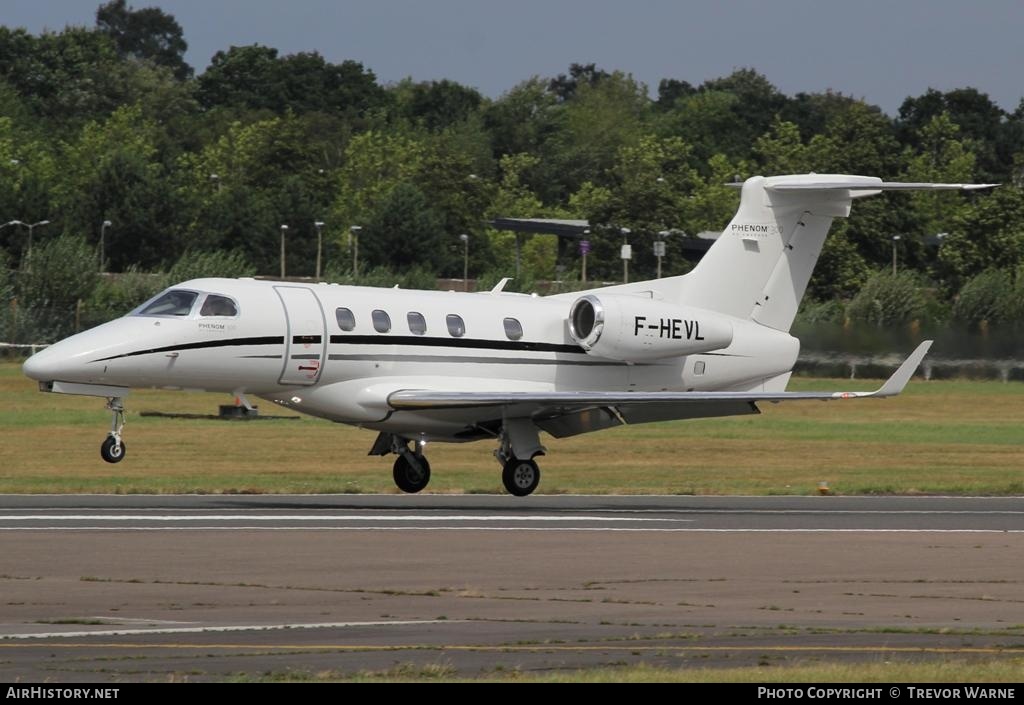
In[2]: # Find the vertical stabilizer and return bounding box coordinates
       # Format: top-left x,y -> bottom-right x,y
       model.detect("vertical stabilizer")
677,175 -> 856,331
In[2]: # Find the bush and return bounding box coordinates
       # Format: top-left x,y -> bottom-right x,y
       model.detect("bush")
845,270 -> 930,326
795,298 -> 844,325
82,266 -> 168,329
166,249 -> 256,282
952,268 -> 1015,326
325,264 -> 438,290
14,234 -> 99,342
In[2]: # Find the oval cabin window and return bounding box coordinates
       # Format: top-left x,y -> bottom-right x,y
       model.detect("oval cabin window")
335,308 -> 356,331
446,314 -> 466,337
372,309 -> 391,333
407,311 -> 427,335
503,317 -> 523,341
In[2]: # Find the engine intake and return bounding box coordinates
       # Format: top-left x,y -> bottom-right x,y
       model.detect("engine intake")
568,294 -> 733,362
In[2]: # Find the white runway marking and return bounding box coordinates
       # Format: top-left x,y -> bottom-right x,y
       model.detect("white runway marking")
0,514 -> 691,522
0,619 -> 460,640
0,526 -> 1020,533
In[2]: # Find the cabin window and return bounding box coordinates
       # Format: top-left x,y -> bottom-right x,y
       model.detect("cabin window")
139,290 -> 198,316
335,307 -> 356,331
199,294 -> 238,317
372,309 -> 391,333
407,311 -> 427,335
694,360 -> 706,376
446,314 -> 466,337
503,317 -> 523,341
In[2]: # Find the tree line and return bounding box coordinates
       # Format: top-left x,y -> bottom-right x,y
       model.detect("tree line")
3,0 -> 1024,344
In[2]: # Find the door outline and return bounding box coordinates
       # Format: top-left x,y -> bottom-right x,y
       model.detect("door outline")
274,286 -> 327,386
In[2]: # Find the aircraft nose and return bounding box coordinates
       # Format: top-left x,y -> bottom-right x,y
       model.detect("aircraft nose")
22,346 -> 60,382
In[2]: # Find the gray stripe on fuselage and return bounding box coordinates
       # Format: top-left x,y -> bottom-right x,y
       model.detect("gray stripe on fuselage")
326,353 -> 632,366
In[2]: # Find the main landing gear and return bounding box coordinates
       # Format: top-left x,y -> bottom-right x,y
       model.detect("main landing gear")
100,397 -> 127,464
495,420 -> 544,497
501,457 -> 541,497
370,419 -> 545,497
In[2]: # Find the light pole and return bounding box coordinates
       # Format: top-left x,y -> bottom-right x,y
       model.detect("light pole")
27,220 -> 49,257
280,224 -> 289,279
655,230 -> 669,278
99,219 -> 111,272
459,233 -> 469,291
350,225 -> 362,277
892,235 -> 901,275
314,220 -> 325,280
620,227 -> 632,284
9,220 -> 50,262
580,230 -> 590,283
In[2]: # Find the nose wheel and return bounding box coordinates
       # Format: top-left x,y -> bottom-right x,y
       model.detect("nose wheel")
101,435 -> 126,463
393,453 -> 431,493
101,397 -> 127,464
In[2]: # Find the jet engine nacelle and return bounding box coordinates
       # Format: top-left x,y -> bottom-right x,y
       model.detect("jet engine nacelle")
567,294 -> 733,361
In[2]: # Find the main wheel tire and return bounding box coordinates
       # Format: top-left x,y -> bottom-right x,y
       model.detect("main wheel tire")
393,454 -> 431,493
100,436 -> 126,464
502,458 -> 540,497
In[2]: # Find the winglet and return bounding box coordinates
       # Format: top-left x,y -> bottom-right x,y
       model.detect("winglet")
490,277 -> 512,294
873,340 -> 933,397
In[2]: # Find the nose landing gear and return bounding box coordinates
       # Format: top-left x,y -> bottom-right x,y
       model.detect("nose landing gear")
100,397 -> 127,464
391,437 -> 431,493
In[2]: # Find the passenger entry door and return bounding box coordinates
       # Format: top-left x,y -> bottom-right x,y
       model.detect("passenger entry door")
275,286 -> 326,386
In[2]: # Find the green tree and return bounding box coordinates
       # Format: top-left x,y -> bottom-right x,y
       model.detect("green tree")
177,114 -> 339,274
197,45 -> 386,119
548,71 -> 647,199
56,104 -> 177,270
96,0 -> 192,80
897,87 -> 1013,181
395,79 -> 484,131
938,185 -> 1024,291
903,113 -> 977,266
359,183 -> 450,274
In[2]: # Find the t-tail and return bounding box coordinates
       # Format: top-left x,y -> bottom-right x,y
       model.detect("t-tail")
673,174 -> 997,332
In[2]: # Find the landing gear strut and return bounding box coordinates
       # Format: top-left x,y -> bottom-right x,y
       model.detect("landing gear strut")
391,438 -> 430,493
100,397 -> 126,464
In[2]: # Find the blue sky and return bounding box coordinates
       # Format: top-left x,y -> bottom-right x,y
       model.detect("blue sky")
5,0 -> 1023,115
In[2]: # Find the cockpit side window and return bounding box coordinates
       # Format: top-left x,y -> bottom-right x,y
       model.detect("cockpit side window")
139,290 -> 198,316
199,294 -> 239,317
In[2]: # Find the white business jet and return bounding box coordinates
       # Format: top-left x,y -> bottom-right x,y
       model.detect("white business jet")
23,174 -> 994,496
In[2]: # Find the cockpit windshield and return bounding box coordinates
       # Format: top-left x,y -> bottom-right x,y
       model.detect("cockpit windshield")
138,290 -> 198,316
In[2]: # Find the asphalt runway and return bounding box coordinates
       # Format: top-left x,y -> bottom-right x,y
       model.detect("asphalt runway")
1,494 -> 1022,681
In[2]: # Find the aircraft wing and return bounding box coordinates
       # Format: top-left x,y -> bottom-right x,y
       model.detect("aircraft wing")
387,342 -> 932,416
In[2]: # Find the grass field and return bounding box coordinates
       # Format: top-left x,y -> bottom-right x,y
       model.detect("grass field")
2,362 -> 1023,495
243,659 -> 1024,683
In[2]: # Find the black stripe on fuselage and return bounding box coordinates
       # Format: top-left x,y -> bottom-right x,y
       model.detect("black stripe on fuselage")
92,336 -> 286,362
93,333 -> 743,363
329,334 -> 585,354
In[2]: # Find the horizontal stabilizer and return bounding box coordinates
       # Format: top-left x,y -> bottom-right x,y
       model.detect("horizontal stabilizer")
766,179 -> 998,193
